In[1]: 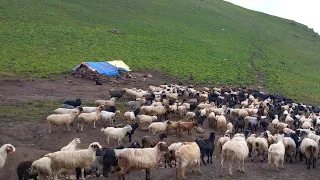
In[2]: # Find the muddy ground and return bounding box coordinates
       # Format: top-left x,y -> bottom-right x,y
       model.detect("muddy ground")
0,70 -> 318,180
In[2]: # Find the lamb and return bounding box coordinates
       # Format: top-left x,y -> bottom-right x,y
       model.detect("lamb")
0,144 -> 15,169
95,97 -> 116,106
101,125 -> 133,145
31,157 -> 52,180
141,133 -> 168,148
220,134 -> 249,176
148,121 -> 170,135
44,142 -> 102,180
138,115 -> 158,125
252,132 -> 269,162
77,105 -> 104,133
268,134 -> 285,171
101,110 -> 121,126
140,105 -> 154,115
299,131 -> 319,169
175,142 -> 201,180
61,138 -> 81,151
17,161 -> 37,180
47,107 -> 82,134
116,142 -> 168,180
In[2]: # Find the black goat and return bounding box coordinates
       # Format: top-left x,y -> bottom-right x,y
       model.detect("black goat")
16,161 -> 37,180
195,115 -> 206,127
234,117 -> 245,133
62,98 -> 81,108
143,93 -> 156,105
126,122 -> 139,142
109,89 -> 125,99
195,132 -> 215,165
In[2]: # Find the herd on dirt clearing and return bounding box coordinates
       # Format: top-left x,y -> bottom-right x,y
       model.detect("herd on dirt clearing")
1,84 -> 320,180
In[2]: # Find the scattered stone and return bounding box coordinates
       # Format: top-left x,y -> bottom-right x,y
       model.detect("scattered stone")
110,29 -> 120,34
147,74 -> 153,78
8,123 -> 13,127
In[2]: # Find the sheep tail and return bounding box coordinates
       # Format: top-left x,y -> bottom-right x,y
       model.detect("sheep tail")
307,145 -> 315,156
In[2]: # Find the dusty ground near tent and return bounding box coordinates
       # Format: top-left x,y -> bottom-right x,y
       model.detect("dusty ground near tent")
0,70 -> 318,180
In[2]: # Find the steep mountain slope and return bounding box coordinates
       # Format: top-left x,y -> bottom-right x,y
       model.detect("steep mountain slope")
1,0 -> 319,104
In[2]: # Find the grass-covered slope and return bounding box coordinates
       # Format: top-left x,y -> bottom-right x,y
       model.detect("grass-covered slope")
1,0 -> 319,104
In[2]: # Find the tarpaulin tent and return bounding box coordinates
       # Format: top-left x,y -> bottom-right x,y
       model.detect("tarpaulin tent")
72,62 -> 129,76
107,60 -> 131,72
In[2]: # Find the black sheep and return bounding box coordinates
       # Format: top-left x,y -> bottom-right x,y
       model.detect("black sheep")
143,93 -> 156,105
195,115 -> 206,127
195,132 -> 215,165
16,161 -> 37,180
109,89 -> 125,99
234,117 -> 245,133
106,105 -> 117,113
260,116 -> 269,131
126,122 -> 139,142
62,98 -> 81,108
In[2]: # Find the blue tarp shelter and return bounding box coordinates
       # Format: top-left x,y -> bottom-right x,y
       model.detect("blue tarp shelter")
72,62 -> 129,77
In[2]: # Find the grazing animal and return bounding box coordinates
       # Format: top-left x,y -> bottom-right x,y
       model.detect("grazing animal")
195,132 -> 216,165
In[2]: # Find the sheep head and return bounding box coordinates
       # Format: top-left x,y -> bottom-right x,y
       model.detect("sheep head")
89,142 -> 102,151
5,144 -> 15,153
73,138 -> 81,144
124,125 -> 133,133
156,142 -> 168,152
115,110 -> 121,116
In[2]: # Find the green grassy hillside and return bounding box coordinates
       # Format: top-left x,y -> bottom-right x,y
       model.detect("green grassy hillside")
1,0 -> 319,104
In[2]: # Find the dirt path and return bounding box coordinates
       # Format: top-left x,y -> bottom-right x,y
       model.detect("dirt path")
0,71 -> 318,180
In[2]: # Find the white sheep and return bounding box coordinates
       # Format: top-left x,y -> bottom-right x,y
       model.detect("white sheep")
245,134 -> 256,157
216,134 -> 231,156
186,112 -> 196,121
95,97 -> 116,106
175,142 -> 201,180
216,115 -> 227,135
53,108 -> 74,114
227,122 -> 233,133
268,134 -> 285,171
124,111 -> 135,125
77,106 -> 103,133
101,110 -> 121,126
282,136 -> 296,163
47,107 -> 82,134
31,157 -> 52,180
302,120 -> 313,129
0,144 -> 15,169
300,135 -> 319,169
148,121 -> 170,135
138,115 -> 158,124
116,142 -> 168,180
178,105 -> 187,117
61,138 -> 81,151
44,142 -> 102,180
168,142 -> 183,152
220,134 -> 249,176
252,134 -> 268,162
101,125 -> 132,145
207,112 -> 216,128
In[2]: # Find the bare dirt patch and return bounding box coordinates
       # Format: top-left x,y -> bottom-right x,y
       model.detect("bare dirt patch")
0,71 -> 318,180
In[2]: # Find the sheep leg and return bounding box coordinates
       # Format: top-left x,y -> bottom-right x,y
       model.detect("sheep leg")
181,168 -> 186,180
93,121 -> 96,129
107,136 -> 110,145
49,124 -> 52,134
228,155 -> 234,176
175,167 -> 179,180
200,153 -> 206,165
220,153 -> 225,177
241,158 -> 245,173
145,168 -> 150,180
81,168 -> 85,180
280,158 -> 284,169
197,159 -> 202,174
67,124 -> 71,132
81,124 -> 84,133
307,157 -> 311,169
313,157 -> 316,169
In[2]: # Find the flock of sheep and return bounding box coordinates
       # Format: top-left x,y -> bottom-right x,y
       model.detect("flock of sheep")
1,83 -> 320,180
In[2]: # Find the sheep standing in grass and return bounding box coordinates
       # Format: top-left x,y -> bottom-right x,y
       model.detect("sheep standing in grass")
101,125 -> 133,145
175,142 -> 201,180
44,142 -> 102,180
116,142 -> 168,180
95,97 -> 116,106
268,134 -> 285,171
77,105 -> 104,133
61,138 -> 81,151
47,107 -> 82,134
220,134 -> 249,176
0,144 -> 16,169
